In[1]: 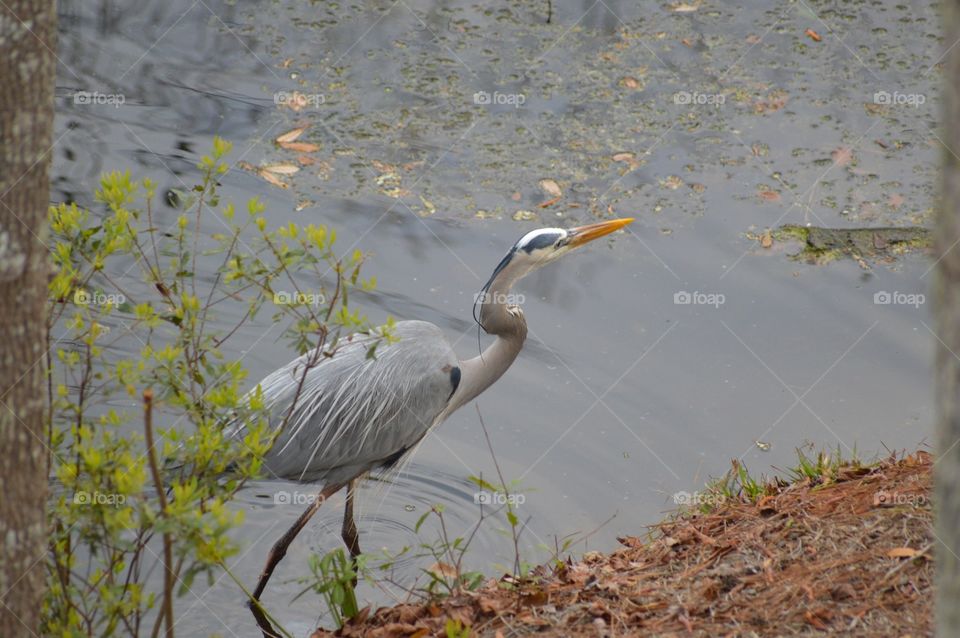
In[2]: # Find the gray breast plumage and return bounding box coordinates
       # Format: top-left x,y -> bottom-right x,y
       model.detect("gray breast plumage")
232,320 -> 459,483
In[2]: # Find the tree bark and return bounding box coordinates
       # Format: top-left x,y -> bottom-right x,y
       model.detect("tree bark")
0,1 -> 56,635
937,1 -> 960,634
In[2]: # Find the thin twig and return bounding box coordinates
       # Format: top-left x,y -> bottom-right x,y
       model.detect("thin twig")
144,389 -> 175,638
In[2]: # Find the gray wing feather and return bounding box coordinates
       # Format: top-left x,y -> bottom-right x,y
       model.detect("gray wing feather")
233,320 -> 458,483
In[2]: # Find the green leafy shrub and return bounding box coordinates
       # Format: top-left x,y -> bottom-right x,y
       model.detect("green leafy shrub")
43,138 -> 391,636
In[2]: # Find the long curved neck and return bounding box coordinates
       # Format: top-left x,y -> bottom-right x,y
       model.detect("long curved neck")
440,273 -> 528,419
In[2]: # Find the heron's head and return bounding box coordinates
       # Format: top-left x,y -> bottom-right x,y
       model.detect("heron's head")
475,218 -> 634,331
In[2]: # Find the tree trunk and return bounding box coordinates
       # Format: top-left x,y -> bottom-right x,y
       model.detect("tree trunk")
937,1 -> 960,634
0,1 -> 56,635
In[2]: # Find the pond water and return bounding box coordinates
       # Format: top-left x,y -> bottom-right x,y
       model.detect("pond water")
55,0 -> 940,634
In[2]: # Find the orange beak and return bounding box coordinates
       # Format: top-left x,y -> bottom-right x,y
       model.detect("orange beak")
568,218 -> 634,247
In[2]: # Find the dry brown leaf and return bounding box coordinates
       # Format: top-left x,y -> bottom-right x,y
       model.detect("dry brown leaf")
275,126 -> 308,144
262,163 -> 300,175
427,562 -> 458,580
887,547 -> 920,559
279,141 -> 320,153
619,76 -> 642,89
805,28 -> 822,42
539,178 -> 562,198
758,190 -> 781,202
259,171 -> 289,189
760,231 -> 774,248
297,154 -> 317,166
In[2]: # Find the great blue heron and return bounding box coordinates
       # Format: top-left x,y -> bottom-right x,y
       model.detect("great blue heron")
242,218 -> 633,605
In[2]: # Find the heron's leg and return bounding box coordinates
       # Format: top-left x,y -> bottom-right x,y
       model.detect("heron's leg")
251,481 -> 344,603
341,479 -> 361,559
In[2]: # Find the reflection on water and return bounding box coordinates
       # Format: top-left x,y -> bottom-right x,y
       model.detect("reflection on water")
55,0 -> 939,633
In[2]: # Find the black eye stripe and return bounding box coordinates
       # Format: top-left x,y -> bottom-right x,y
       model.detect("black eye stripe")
521,232 -> 562,253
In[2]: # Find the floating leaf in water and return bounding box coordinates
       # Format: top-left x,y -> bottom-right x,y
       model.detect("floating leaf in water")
294,200 -> 315,212
539,178 -> 562,198
760,231 -> 774,249
419,195 -> 436,216
237,160 -> 290,189
262,163 -> 300,175
661,175 -> 683,190
805,28 -> 822,42
758,190 -> 781,202
512,210 -> 537,222
279,141 -> 320,153
755,439 -> 772,451
260,172 -> 289,189
612,152 -> 642,170
667,1 -> 701,11
275,126 -> 308,144
619,76 -> 642,90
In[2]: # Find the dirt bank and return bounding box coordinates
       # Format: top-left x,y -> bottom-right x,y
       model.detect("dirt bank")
314,452 -> 933,637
